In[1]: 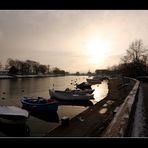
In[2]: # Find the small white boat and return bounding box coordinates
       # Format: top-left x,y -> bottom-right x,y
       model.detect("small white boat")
86,78 -> 101,84
64,88 -> 94,94
0,106 -> 29,124
76,82 -> 91,90
49,89 -> 94,101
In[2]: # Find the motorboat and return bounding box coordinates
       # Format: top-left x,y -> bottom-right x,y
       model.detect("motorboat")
21,96 -> 58,112
0,106 -> 29,124
49,89 -> 94,101
76,82 -> 91,90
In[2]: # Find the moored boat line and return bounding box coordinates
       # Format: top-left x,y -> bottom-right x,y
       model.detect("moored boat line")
0,75 -> 110,136
46,77 -> 137,137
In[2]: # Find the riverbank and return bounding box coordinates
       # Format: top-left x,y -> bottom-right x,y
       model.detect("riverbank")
45,77 -> 135,137
0,74 -> 65,79
0,74 -> 89,79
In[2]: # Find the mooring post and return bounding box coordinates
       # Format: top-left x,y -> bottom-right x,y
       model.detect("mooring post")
61,116 -> 70,127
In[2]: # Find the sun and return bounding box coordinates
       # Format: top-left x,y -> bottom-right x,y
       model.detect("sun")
85,37 -> 110,64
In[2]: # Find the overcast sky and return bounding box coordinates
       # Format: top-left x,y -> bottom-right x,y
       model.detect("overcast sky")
0,10 -> 148,73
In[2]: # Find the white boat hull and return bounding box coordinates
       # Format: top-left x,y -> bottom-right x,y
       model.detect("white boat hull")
49,89 -> 94,101
86,78 -> 101,84
0,106 -> 29,124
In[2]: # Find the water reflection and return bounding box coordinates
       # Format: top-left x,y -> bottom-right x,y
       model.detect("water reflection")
0,122 -> 30,137
0,76 -> 109,136
57,100 -> 93,107
91,80 -> 109,103
0,76 -> 88,100
27,110 -> 59,123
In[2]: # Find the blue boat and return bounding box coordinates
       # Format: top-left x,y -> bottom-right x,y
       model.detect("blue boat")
21,97 -> 58,112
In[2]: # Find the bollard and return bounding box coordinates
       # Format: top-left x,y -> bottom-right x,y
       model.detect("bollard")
61,116 -> 69,127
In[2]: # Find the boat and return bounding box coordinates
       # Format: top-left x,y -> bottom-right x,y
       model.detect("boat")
21,97 -> 58,112
86,78 -> 101,84
49,89 -> 94,101
61,88 -> 94,94
86,75 -> 103,84
76,82 -> 92,90
0,106 -> 29,124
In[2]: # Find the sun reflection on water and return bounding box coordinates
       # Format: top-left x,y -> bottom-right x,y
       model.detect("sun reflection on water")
91,80 -> 109,104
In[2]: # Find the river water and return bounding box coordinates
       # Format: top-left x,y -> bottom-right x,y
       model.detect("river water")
0,75 -> 108,137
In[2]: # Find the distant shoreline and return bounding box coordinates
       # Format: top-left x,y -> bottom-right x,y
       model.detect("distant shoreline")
0,74 -> 88,79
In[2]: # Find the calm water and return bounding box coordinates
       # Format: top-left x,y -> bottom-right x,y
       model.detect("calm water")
0,76 -> 108,137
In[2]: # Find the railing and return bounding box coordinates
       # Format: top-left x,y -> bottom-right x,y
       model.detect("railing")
102,77 -> 140,137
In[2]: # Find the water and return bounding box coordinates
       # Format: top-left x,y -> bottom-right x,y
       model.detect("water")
0,75 -> 108,137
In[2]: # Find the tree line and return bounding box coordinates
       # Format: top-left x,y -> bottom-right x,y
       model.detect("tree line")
1,39 -> 148,78
0,58 -> 69,75
109,39 -> 148,78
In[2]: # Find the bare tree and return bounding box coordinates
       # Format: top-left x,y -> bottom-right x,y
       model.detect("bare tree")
119,39 -> 148,77
38,65 -> 48,74
121,39 -> 148,63
7,58 -> 16,68
26,60 -> 39,74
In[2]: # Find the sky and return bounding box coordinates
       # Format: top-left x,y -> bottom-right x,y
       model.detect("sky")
0,10 -> 148,73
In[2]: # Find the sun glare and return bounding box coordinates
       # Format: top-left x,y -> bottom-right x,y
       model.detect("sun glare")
85,37 -> 110,64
